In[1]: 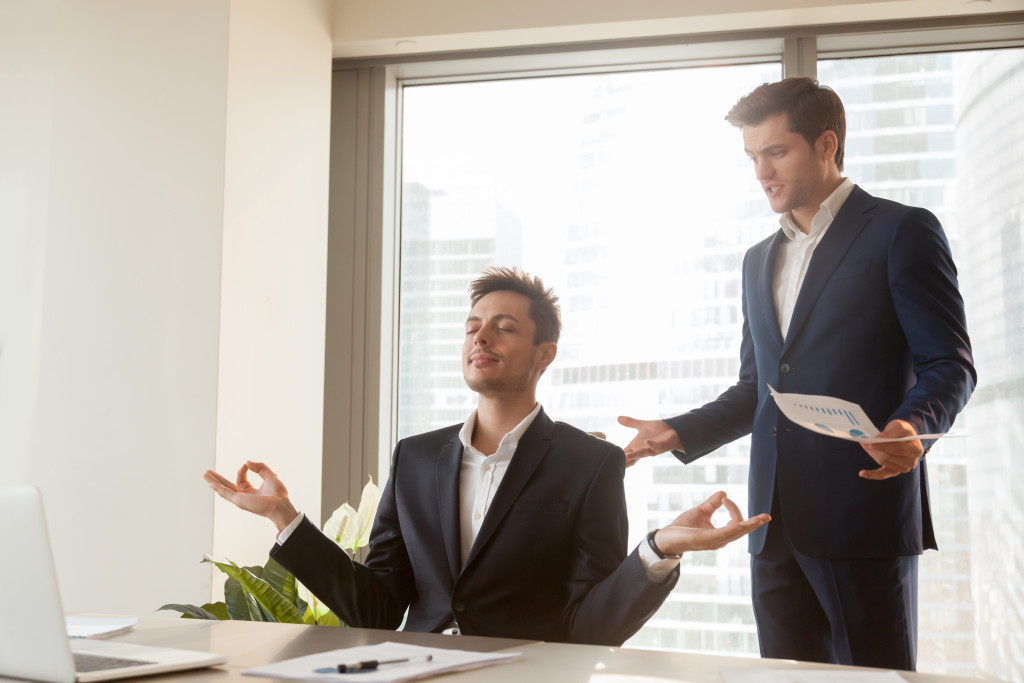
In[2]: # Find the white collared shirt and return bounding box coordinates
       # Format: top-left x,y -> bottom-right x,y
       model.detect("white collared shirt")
456,403 -> 542,566
773,178 -> 855,340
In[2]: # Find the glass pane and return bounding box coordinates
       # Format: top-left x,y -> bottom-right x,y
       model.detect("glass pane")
399,61 -> 781,654
819,48 -> 1024,681
397,45 -> 1024,676
395,44 -> 1024,679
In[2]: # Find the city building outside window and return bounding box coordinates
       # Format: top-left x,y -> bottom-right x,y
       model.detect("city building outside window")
396,46 -> 1024,679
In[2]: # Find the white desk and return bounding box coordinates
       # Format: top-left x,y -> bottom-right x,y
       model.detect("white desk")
477,641 -> 989,683
10,618 -> 992,683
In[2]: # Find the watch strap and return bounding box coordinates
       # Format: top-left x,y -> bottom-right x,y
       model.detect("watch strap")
646,529 -> 682,560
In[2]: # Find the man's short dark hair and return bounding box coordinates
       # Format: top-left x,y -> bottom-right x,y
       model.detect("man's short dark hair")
469,267 -> 561,345
725,76 -> 846,171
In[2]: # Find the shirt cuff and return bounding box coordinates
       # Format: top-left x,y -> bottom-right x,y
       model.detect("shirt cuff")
637,536 -> 681,583
276,511 -> 306,544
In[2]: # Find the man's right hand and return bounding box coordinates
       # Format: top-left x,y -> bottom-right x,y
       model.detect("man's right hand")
617,416 -> 683,467
204,461 -> 299,532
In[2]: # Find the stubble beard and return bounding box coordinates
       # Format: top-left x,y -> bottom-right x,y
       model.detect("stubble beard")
773,185 -> 808,216
464,368 -> 534,395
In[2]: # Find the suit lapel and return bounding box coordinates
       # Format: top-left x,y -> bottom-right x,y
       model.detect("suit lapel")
462,409 -> 554,571
436,435 -> 463,581
758,231 -> 786,351
782,186 -> 874,354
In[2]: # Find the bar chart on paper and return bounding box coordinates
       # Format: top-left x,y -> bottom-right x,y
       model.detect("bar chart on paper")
767,386 -> 949,443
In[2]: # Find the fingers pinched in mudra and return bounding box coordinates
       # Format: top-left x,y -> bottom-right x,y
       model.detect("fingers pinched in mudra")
203,469 -> 239,494
671,491 -> 732,529
658,508 -> 771,555
235,463 -> 257,491
721,495 -> 744,524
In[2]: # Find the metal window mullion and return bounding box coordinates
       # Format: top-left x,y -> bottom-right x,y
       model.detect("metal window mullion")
783,36 -> 818,79
322,66 -> 398,520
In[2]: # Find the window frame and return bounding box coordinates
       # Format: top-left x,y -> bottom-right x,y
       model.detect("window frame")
322,13 -> 1024,512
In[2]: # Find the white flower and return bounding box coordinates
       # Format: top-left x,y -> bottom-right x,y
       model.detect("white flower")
296,580 -> 332,619
323,503 -> 358,546
322,477 -> 381,553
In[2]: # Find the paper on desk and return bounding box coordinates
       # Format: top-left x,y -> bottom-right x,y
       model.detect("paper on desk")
720,668 -> 906,683
66,616 -> 137,638
242,641 -> 520,683
768,386 -> 949,444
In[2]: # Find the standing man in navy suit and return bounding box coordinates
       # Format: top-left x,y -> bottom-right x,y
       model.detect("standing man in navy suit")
206,267 -> 769,645
620,78 -> 975,669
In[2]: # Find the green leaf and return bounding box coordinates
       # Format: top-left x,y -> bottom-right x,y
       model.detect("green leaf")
204,557 -> 304,624
200,602 -> 231,620
224,577 -> 257,621
301,605 -> 343,627
315,610 -> 342,627
255,598 -> 275,623
157,603 -> 222,620
242,565 -> 265,580
263,558 -> 305,611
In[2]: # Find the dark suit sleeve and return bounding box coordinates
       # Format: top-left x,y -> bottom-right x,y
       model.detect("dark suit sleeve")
562,442 -> 678,645
664,248 -> 760,461
885,207 -> 975,441
270,444 -> 414,629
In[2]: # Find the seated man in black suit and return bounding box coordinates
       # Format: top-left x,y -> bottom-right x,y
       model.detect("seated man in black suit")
205,267 -> 769,645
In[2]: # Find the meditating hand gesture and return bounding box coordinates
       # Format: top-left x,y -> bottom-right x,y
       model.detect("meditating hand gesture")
653,491 -> 770,556
204,460 -> 299,532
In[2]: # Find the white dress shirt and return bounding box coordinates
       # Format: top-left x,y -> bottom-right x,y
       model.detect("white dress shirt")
773,178 -> 855,339
457,403 -> 542,565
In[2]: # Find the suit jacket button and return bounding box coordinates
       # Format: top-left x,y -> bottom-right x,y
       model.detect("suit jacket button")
770,427 -> 778,437
454,602 -> 465,612
779,362 -> 791,374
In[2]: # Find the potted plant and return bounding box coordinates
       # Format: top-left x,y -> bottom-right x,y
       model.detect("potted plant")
160,477 -> 380,626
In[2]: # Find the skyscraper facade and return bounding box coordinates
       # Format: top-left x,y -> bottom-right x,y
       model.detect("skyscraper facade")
397,48 -> 1024,677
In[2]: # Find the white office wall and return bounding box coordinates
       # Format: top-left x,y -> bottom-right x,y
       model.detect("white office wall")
0,0 -> 230,613
212,0 -> 333,566
0,0 -> 52,485
0,0 -> 333,614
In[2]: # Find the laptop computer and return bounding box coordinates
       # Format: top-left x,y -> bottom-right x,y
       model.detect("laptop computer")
0,486 -> 228,683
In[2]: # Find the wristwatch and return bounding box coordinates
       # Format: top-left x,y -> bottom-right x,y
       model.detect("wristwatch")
646,529 -> 682,560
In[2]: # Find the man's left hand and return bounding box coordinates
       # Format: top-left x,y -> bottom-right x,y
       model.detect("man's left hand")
654,491 -> 771,555
860,419 -> 924,480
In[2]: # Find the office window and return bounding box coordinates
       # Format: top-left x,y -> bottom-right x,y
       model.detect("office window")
819,47 -> 1024,679
394,44 -> 1024,680
398,60 -> 780,657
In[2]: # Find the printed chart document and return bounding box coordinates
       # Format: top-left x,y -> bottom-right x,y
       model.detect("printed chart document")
720,667 -> 907,683
768,386 -> 949,444
243,641 -> 520,683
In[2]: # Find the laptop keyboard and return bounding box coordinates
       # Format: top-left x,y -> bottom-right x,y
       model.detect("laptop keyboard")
74,652 -> 154,673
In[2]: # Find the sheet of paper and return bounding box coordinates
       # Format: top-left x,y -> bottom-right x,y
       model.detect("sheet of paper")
242,641 -> 520,683
66,616 -> 138,638
768,386 -> 948,443
720,667 -> 907,683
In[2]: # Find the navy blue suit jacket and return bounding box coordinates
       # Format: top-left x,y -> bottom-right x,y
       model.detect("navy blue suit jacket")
272,409 -> 676,645
666,186 -> 975,559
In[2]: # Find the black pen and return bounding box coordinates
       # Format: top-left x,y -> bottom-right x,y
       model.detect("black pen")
315,654 -> 433,674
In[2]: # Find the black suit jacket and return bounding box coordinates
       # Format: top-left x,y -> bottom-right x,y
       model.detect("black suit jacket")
666,186 -> 976,559
272,409 -> 676,645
